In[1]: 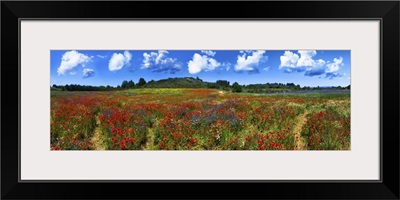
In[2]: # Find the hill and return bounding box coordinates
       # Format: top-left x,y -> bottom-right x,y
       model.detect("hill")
145,77 -> 207,88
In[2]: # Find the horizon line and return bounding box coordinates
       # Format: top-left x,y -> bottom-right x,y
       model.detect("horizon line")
50,76 -> 350,88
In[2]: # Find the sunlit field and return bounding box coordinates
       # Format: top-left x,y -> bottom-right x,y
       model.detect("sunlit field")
50,88 -> 350,150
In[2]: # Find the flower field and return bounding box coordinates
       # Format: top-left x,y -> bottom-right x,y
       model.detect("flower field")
50,88 -> 350,150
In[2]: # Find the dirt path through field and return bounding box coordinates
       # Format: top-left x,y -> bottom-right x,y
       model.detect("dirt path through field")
143,119 -> 159,150
91,115 -> 106,150
144,128 -> 155,150
293,111 -> 308,150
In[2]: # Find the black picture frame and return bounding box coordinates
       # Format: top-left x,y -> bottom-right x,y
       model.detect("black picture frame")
2,1 -> 399,199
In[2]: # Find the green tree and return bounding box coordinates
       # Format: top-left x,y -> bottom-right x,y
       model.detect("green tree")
208,83 -> 217,89
232,82 -> 242,93
127,80 -> 135,88
121,80 -> 128,89
216,80 -> 230,88
138,78 -> 147,87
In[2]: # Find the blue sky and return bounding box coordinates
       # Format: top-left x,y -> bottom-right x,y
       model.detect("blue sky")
50,50 -> 350,87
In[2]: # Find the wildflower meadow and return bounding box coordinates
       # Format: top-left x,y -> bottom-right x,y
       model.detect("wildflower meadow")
50,89 -> 350,150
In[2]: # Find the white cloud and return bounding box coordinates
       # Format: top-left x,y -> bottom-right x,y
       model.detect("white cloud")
97,55 -> 106,58
314,59 -> 326,67
187,53 -> 221,74
201,50 -> 216,57
279,51 -> 300,68
222,62 -> 231,71
263,67 -> 270,71
326,57 -> 343,73
141,50 -> 181,73
82,68 -> 95,78
208,58 -> 220,69
297,50 -> 317,66
280,50 -> 325,69
234,50 -> 266,72
57,50 -> 92,75
108,51 -> 132,71
297,50 -> 325,67
279,50 -> 345,79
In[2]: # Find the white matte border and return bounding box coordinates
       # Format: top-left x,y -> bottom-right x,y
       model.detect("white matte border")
20,20 -> 380,180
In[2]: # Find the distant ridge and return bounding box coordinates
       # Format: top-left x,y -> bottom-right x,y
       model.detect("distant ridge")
145,77 -> 207,88
51,77 -> 350,92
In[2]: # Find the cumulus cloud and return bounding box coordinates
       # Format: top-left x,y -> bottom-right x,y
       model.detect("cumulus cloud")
57,50 -> 93,75
297,51 -> 325,67
108,51 -> 132,71
325,57 -> 346,79
82,68 -> 95,78
201,50 -> 216,57
188,53 -> 221,74
234,50 -> 266,73
326,57 -> 343,73
279,50 -> 344,79
324,57 -> 344,79
97,55 -> 106,58
279,51 -> 299,68
141,50 -> 181,74
280,50 -> 325,70
279,51 -> 343,79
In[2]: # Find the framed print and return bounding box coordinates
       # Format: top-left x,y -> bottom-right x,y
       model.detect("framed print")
2,1 -> 399,200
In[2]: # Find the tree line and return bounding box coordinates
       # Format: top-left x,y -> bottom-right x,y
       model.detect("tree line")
51,78 -> 147,91
51,77 -> 350,93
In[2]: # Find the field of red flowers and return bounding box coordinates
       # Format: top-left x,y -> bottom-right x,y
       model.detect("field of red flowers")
50,89 -> 350,150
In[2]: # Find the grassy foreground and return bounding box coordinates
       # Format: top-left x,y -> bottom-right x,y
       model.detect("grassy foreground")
50,88 -> 350,150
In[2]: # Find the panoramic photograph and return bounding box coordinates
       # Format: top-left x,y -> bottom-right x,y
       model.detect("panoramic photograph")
50,50 -> 350,150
